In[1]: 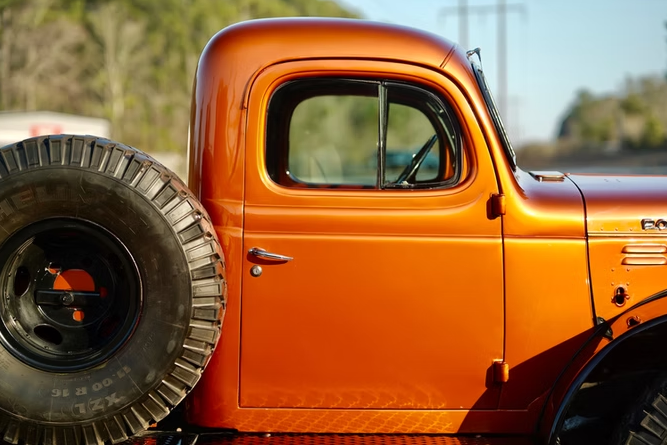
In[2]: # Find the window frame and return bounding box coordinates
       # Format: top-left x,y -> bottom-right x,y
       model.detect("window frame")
381,81 -> 461,189
468,53 -> 517,171
265,77 -> 463,191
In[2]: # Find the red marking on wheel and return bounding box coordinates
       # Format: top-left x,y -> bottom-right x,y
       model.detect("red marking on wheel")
72,311 -> 85,322
53,270 -> 95,292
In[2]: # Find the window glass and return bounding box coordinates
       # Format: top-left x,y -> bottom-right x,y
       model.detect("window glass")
288,95 -> 378,185
385,103 -> 439,183
267,79 -> 461,190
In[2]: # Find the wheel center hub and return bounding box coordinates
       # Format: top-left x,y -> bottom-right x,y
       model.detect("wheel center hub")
0,218 -> 141,372
35,267 -> 108,328
61,292 -> 74,306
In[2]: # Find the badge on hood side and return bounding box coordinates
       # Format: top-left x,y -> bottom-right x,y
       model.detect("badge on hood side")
641,219 -> 667,230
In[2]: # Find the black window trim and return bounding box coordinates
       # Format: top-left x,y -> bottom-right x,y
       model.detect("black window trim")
381,81 -> 462,190
377,82 -> 388,189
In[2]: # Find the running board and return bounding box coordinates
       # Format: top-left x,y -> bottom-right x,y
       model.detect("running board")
129,431 -> 536,445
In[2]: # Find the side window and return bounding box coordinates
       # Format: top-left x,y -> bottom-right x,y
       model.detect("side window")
386,103 -> 439,183
288,94 -> 378,186
266,79 -> 461,190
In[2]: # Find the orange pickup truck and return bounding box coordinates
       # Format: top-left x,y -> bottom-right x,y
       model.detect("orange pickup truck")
0,17 -> 665,445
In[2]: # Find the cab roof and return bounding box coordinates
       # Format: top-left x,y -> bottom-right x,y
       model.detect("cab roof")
201,17 -> 460,73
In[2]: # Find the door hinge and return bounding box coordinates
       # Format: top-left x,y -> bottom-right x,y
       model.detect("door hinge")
491,193 -> 506,217
493,360 -> 510,383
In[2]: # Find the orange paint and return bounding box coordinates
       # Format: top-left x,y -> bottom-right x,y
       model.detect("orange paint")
53,269 -> 95,292
182,16 -> 667,439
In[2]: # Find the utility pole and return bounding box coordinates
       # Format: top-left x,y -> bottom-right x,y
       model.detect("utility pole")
439,0 -> 525,120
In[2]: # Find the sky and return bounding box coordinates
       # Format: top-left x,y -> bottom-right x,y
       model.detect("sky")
339,0 -> 667,147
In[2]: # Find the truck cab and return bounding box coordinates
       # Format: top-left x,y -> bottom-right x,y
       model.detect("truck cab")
185,17 -> 616,442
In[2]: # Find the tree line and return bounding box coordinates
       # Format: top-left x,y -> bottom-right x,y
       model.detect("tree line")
4,1 -> 665,168
0,0 -> 358,152
518,21 -> 667,167
558,75 -> 667,152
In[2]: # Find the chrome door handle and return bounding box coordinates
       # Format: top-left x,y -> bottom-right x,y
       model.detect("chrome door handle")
248,247 -> 293,262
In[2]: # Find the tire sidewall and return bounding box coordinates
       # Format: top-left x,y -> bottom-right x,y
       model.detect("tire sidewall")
0,167 -> 191,424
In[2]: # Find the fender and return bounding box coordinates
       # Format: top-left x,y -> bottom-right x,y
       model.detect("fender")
541,288 -> 667,444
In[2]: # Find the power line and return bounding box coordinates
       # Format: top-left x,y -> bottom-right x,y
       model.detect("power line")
439,0 -> 526,121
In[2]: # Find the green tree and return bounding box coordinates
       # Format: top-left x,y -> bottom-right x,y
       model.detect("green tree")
620,93 -> 644,115
643,113 -> 666,148
85,2 -> 149,141
0,0 -> 85,111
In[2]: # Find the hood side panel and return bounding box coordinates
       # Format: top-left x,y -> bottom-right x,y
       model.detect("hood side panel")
569,174 -> 667,320
568,174 -> 667,234
588,237 -> 667,321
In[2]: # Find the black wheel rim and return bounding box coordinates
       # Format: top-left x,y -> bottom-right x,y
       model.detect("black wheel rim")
0,218 -> 142,372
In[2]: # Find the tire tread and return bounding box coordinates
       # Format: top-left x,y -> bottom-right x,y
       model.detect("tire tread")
616,380 -> 667,445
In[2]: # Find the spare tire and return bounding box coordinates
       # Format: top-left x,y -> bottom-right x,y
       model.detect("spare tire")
0,135 -> 226,445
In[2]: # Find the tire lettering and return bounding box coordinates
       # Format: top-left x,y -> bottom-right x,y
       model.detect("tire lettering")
89,398 -> 104,412
105,392 -> 121,406
11,188 -> 35,209
34,185 -> 71,202
35,186 -> 49,202
74,403 -> 86,414
0,185 -> 74,223
63,366 -> 132,397
72,393 -> 121,415
0,199 -> 14,221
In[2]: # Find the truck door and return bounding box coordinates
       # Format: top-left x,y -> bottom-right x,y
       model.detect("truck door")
240,61 -> 504,410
